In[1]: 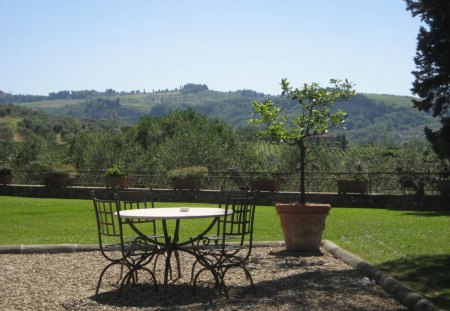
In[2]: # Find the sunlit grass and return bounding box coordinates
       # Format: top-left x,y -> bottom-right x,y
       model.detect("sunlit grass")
0,196 -> 283,245
324,207 -> 450,309
325,208 -> 450,264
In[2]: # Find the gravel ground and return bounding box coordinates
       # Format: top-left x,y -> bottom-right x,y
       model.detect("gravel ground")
0,247 -> 408,311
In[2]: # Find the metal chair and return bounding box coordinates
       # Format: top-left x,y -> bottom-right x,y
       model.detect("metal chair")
116,190 -> 182,280
190,196 -> 257,297
190,190 -> 251,282
92,192 -> 158,296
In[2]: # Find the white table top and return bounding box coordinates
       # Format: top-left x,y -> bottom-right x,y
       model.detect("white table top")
117,207 -> 229,220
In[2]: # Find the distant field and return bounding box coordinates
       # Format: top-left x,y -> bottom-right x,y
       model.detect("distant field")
0,115 -> 21,128
18,99 -> 85,109
14,90 -> 418,111
0,115 -> 23,142
364,93 -> 415,108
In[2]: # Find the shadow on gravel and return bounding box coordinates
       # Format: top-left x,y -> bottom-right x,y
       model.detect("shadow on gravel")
91,283 -> 219,309
89,257 -> 407,310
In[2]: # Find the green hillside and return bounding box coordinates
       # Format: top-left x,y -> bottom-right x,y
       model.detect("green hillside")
364,93 -> 416,108
0,85 -> 438,145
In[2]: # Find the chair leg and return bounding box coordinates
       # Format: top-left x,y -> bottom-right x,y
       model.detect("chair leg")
119,264 -> 124,281
218,267 -> 228,294
221,265 -> 256,295
119,269 -> 135,297
192,266 -> 221,295
174,250 -> 182,278
96,261 -> 125,295
118,266 -> 158,297
143,266 -> 159,291
242,265 -> 255,293
153,253 -> 160,274
190,260 -> 198,283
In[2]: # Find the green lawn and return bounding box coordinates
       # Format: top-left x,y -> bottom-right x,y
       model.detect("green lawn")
0,196 -> 283,244
324,207 -> 450,310
0,196 -> 449,309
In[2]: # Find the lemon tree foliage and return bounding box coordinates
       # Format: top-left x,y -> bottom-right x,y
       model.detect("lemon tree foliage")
251,79 -> 355,204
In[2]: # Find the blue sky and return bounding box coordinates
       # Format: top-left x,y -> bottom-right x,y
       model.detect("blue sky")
0,0 -> 421,96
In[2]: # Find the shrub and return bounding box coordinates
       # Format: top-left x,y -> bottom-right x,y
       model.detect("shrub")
46,168 -> 69,178
105,165 -> 127,177
167,166 -> 208,179
43,167 -> 71,187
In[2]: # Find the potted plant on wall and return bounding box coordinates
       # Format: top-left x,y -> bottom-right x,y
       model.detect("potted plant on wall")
168,166 -> 208,190
0,167 -> 12,186
251,78 -> 355,251
336,174 -> 369,195
250,174 -> 280,192
105,165 -> 129,189
44,168 -> 70,187
336,164 -> 369,195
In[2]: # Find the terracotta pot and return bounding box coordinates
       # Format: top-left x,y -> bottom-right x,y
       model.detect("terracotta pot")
44,175 -> 68,187
251,178 -> 280,192
0,175 -> 12,186
275,203 -> 331,251
172,176 -> 199,190
337,179 -> 369,195
106,176 -> 129,189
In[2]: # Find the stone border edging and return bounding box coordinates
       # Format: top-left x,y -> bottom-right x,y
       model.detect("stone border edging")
0,241 -> 285,255
322,240 -> 442,311
0,244 -> 98,254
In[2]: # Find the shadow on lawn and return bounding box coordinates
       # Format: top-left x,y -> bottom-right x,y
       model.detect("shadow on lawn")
379,254 -> 450,310
398,210 -> 450,217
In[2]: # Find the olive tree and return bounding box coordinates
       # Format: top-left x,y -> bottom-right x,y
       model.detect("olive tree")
251,79 -> 355,204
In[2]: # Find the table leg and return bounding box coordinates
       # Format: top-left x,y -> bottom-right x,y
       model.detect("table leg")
162,219 -> 181,286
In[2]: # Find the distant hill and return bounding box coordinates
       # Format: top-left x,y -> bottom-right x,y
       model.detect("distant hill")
0,103 -> 116,163
0,85 -> 438,145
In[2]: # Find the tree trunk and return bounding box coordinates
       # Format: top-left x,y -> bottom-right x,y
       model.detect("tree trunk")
299,141 -> 306,204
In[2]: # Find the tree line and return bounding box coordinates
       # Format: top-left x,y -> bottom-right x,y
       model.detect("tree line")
0,103 -> 444,175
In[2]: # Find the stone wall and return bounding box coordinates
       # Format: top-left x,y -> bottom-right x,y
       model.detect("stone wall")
0,185 -> 448,210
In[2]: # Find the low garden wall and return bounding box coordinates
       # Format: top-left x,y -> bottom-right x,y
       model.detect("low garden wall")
0,185 -> 448,210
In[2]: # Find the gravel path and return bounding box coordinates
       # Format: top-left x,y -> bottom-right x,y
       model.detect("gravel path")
0,247 -> 408,310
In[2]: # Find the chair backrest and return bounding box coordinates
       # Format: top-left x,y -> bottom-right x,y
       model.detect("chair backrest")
221,196 -> 256,246
116,190 -> 157,234
92,192 -> 124,258
116,190 -> 154,210
93,195 -> 120,238
218,189 -> 251,208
